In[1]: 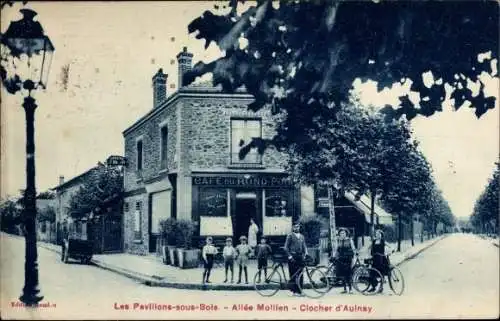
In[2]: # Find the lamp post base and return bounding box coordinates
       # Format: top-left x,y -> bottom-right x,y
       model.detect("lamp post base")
19,291 -> 44,306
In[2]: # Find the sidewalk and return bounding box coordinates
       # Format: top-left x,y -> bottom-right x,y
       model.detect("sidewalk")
39,236 -> 447,290
38,234 -> 447,290
478,234 -> 499,247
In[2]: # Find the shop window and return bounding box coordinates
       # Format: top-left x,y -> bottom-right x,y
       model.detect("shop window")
199,188 -> 228,217
231,118 -> 262,164
265,189 -> 292,217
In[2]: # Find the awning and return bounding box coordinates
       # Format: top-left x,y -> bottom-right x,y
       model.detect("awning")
343,193 -> 394,225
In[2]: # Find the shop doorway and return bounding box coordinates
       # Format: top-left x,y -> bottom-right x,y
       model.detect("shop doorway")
234,191 -> 258,241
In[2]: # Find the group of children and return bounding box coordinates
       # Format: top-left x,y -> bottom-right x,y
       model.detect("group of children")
201,235 -> 272,284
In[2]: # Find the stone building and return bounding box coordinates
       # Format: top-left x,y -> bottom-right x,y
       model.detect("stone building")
122,47 -> 314,255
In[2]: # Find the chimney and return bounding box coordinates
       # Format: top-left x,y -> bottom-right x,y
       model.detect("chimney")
152,68 -> 168,108
176,46 -> 193,89
59,176 -> 65,185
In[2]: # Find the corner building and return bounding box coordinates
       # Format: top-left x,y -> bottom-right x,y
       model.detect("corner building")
122,47 -> 311,255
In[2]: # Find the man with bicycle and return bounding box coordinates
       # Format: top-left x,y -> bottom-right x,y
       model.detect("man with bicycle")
284,222 -> 308,296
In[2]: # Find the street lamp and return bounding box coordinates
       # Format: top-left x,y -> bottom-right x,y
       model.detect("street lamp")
1,8 -> 54,306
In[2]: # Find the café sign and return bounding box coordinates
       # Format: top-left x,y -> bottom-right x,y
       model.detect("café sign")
192,175 -> 293,188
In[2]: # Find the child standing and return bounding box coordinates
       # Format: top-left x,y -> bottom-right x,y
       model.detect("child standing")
202,236 -> 218,284
236,235 -> 252,284
222,237 -> 237,283
256,237 -> 272,283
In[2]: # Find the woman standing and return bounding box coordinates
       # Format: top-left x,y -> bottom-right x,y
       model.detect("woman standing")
334,227 -> 357,293
369,229 -> 393,292
248,218 -> 259,257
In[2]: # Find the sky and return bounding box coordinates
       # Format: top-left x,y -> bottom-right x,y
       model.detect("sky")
1,1 -> 498,219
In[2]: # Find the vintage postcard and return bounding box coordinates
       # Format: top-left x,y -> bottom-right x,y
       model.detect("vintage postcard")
1,0 -> 498,319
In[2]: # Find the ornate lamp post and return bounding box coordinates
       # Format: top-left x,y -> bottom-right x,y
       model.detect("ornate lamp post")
1,8 -> 54,306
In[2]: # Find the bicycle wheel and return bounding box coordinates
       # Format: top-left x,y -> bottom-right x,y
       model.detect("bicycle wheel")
299,267 -> 329,298
253,267 -> 282,297
352,267 -> 383,295
388,266 -> 405,295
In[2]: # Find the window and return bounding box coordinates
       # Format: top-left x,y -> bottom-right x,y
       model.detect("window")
199,188 -> 228,217
160,126 -> 168,169
136,139 -> 143,171
124,202 -> 129,212
265,189 -> 292,217
134,201 -> 142,240
231,118 -> 262,164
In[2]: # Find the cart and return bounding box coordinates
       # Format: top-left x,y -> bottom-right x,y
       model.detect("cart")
61,237 -> 93,264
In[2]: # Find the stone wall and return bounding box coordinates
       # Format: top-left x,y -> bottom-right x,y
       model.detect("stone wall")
123,101 -> 179,193
182,97 -> 289,171
123,193 -> 149,255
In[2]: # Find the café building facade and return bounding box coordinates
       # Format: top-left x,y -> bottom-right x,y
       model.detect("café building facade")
122,47 -> 312,255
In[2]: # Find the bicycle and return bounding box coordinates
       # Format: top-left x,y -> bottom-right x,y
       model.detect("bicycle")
253,254 -> 329,298
313,254 -> 364,294
352,251 -> 405,296
374,252 -> 405,295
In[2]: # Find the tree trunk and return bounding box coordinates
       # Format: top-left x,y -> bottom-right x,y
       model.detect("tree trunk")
327,184 -> 337,254
397,212 -> 402,252
410,213 -> 415,246
420,217 -> 424,243
370,189 -> 376,240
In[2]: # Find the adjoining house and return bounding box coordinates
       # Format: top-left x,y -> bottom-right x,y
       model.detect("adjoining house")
53,163 -> 124,253
314,185 -> 394,249
36,192 -> 57,244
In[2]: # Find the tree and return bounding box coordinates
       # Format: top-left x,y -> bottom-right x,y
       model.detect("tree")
471,164 -> 499,235
0,197 -> 22,234
37,206 -> 56,223
283,99 -> 416,249
37,190 -> 55,200
185,0 -> 493,249
379,145 -> 434,250
186,0 -> 497,120
68,165 -> 123,220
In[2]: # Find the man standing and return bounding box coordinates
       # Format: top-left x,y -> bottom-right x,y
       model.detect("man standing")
284,222 -> 308,296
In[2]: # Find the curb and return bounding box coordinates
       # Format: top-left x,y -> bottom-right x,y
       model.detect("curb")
37,236 -> 447,291
394,234 -> 447,267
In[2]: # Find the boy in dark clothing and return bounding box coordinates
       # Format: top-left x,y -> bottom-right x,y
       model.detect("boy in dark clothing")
256,237 -> 272,283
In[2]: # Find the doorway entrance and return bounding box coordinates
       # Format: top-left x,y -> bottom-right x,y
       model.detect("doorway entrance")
234,191 -> 258,241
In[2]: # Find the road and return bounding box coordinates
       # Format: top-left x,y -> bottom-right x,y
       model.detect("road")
1,233 -> 498,319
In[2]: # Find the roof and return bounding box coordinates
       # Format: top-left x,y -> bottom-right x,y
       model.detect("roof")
344,193 -> 394,225
53,167 -> 98,191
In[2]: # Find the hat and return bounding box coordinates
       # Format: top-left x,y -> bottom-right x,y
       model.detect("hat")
337,227 -> 350,236
292,222 -> 301,228
239,235 -> 247,241
375,229 -> 384,236
225,237 -> 233,242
